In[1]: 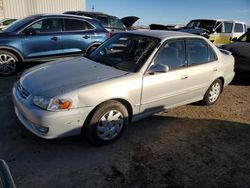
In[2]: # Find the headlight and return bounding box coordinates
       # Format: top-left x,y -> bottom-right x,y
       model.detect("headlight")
33,96 -> 72,111
33,96 -> 50,110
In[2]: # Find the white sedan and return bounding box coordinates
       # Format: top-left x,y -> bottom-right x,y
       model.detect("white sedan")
12,30 -> 235,145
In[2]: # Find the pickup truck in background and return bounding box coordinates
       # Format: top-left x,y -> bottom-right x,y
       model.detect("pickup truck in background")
181,19 -> 247,45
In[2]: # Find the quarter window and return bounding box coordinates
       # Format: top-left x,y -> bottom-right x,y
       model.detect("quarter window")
64,19 -> 94,31
27,18 -> 62,33
234,23 -> 243,33
187,39 -> 216,65
154,40 -> 186,71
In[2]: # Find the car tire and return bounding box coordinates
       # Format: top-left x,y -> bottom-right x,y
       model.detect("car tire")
85,100 -> 129,145
203,79 -> 222,106
0,50 -> 19,76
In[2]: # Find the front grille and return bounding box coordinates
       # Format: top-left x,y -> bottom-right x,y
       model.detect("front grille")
17,82 -> 31,99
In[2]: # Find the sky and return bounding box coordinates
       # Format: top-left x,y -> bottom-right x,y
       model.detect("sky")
86,0 -> 250,26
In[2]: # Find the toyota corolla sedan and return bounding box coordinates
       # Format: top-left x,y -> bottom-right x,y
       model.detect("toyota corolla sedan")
12,31 -> 235,145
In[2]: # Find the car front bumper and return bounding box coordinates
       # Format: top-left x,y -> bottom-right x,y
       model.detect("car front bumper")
12,84 -> 93,139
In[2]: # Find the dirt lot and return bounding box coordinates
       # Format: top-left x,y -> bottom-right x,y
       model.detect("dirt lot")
0,70 -> 250,188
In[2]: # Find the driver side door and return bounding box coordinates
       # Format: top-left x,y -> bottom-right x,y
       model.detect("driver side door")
140,39 -> 191,114
21,18 -> 63,60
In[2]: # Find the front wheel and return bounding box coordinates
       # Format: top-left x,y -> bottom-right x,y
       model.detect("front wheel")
85,100 -> 129,145
0,50 -> 19,76
203,79 -> 222,106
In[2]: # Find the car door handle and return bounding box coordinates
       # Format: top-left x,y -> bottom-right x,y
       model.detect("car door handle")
181,75 -> 189,80
213,68 -> 218,72
83,35 -> 90,39
51,37 -> 58,41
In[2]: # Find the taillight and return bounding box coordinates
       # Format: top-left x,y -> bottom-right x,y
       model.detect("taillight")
106,32 -> 111,39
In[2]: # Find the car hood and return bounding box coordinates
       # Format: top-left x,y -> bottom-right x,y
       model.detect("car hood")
121,16 -> 140,28
20,57 -> 128,97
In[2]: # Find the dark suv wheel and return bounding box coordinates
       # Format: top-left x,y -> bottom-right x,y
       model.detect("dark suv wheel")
0,50 -> 19,76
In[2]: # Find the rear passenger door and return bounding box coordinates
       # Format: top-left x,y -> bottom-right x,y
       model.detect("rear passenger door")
61,18 -> 96,55
184,39 -> 219,97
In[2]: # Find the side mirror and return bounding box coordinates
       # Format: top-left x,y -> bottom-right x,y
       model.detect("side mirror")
23,28 -> 37,35
147,64 -> 169,74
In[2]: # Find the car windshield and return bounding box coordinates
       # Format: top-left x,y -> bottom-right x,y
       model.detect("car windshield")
237,32 -> 250,42
185,20 -> 216,31
2,16 -> 37,32
89,33 -> 160,72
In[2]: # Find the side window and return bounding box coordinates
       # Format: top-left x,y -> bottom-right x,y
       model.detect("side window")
224,22 -> 233,33
26,18 -> 62,33
234,23 -> 243,33
215,22 -> 223,33
154,40 -> 186,71
64,19 -> 94,31
187,39 -> 216,65
96,16 -> 108,27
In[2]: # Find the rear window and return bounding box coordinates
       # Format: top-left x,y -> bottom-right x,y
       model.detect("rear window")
234,23 -> 243,33
64,19 -> 94,31
109,17 -> 124,29
96,16 -> 108,27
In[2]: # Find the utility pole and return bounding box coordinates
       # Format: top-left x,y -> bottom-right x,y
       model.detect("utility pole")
92,4 -> 95,12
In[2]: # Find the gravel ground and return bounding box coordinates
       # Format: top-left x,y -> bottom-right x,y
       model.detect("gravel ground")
0,71 -> 249,188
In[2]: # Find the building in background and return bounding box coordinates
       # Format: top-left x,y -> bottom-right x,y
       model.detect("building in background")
0,0 -> 85,19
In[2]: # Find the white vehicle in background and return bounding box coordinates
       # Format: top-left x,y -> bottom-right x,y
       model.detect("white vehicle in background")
0,18 -> 17,30
182,19 -> 247,45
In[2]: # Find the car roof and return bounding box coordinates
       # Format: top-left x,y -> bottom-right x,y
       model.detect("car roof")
66,11 -> 115,17
123,30 -> 198,40
30,13 -> 93,20
189,19 -> 247,24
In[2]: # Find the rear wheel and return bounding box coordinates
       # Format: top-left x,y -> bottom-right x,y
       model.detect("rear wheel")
203,79 -> 222,105
85,46 -> 98,57
0,50 -> 19,76
85,100 -> 129,145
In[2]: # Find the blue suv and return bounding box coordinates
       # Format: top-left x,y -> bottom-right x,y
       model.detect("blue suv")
0,14 -> 110,75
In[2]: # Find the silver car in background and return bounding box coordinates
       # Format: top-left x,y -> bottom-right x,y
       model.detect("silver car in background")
12,31 -> 235,145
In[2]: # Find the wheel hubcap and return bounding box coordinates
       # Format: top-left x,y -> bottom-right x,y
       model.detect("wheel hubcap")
97,110 -> 124,140
0,54 -> 17,75
209,82 -> 221,103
